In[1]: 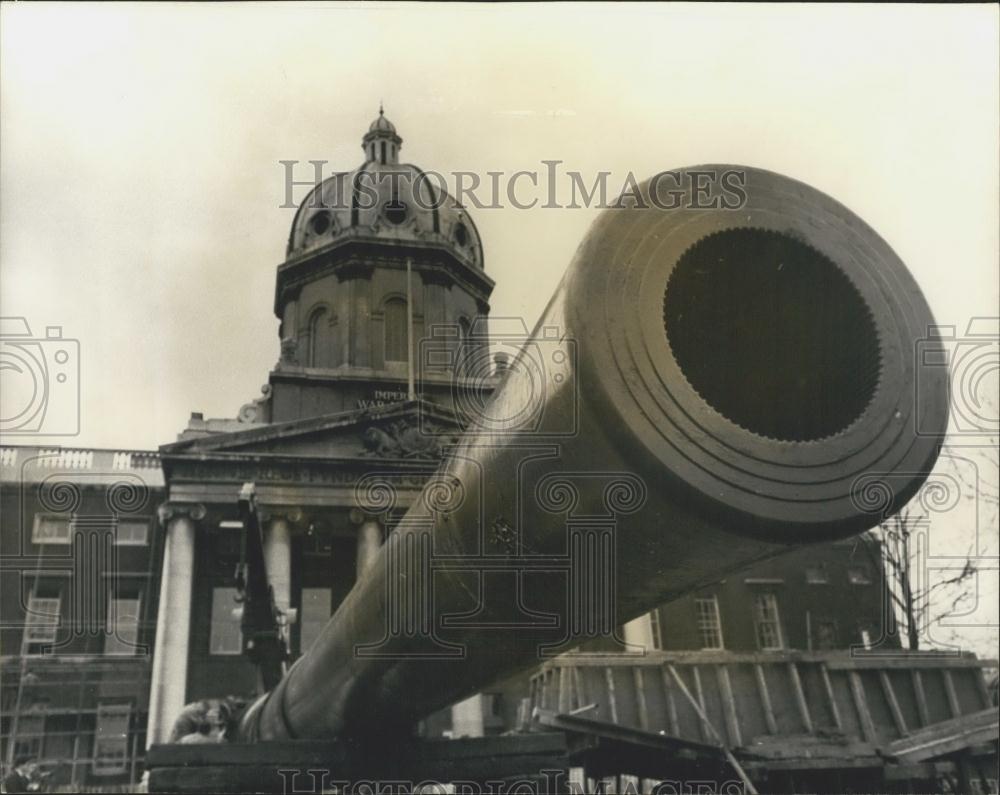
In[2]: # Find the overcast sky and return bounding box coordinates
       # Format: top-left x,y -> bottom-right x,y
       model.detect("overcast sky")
1,2 -> 995,449
1,2 -> 998,654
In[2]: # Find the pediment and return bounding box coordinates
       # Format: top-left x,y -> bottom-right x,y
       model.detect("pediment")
160,400 -> 465,463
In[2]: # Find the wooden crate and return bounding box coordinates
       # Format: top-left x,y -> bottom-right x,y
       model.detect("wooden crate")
528,650 -> 997,751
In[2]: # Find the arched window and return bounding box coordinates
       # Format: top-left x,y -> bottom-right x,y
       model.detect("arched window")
308,307 -> 332,368
384,298 -> 408,363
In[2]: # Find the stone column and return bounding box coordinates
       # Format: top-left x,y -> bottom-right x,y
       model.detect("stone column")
146,503 -> 203,747
623,613 -> 655,651
355,516 -> 383,580
263,515 -> 292,620
451,694 -> 485,738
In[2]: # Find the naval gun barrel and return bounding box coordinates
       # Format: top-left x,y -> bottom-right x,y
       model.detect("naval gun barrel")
238,166 -> 949,742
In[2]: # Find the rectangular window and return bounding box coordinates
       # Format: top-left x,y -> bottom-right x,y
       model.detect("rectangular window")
384,299 -> 408,362
209,587 -> 242,655
694,596 -> 724,650
805,566 -> 829,584
93,703 -> 131,776
848,566 -> 873,585
115,520 -> 149,546
105,596 -> 141,655
12,713 -> 45,759
300,587 -> 331,655
24,595 -> 61,644
753,592 -> 784,650
32,514 -> 71,544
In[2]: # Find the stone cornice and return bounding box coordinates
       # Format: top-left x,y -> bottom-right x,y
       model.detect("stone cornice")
162,452 -> 438,488
267,367 -> 499,392
160,399 -> 465,456
274,240 -> 495,317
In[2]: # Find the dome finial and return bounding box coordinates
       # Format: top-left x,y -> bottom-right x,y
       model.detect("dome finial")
379,101 -> 384,117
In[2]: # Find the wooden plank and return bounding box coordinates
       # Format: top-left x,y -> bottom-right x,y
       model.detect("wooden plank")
528,650 -> 997,669
604,667 -> 619,723
659,665 -> 680,737
633,667 -> 649,730
849,671 -> 877,743
824,656 -> 995,670
886,707 -> 999,764
911,670 -> 930,727
665,666 -> 759,795
754,664 -> 778,735
747,739 -> 876,761
716,665 -> 742,747
820,664 -> 843,731
788,662 -> 813,733
535,708 -> 727,759
884,761 -> 960,781
879,670 -> 909,736
973,667 -> 992,710
745,756 -> 884,773
942,670 -> 961,718
147,733 -> 569,767
692,666 -> 709,742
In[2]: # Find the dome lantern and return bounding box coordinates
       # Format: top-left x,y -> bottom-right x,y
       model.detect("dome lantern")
362,104 -> 402,165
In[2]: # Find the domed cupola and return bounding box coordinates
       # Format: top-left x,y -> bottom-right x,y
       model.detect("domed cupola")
272,108 -> 496,393
362,105 -> 402,165
284,110 -> 487,275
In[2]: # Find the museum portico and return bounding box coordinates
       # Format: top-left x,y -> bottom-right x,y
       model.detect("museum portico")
146,111 -> 501,745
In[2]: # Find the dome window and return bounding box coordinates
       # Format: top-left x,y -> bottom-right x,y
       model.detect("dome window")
384,201 -> 408,225
310,211 -> 332,236
454,223 -> 469,246
384,298 -> 408,362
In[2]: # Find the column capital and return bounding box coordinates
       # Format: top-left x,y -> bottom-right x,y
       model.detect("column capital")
349,507 -> 382,526
258,505 -> 305,525
157,501 -> 207,524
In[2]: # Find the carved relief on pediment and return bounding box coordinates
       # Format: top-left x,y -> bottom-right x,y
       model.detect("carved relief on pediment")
361,419 -> 460,460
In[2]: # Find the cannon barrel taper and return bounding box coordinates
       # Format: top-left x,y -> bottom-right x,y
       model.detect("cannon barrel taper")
238,166 -> 949,742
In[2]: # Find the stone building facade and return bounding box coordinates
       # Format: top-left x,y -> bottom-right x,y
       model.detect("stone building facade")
626,538 -> 896,656
148,110 -> 500,747
0,447 -> 165,789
